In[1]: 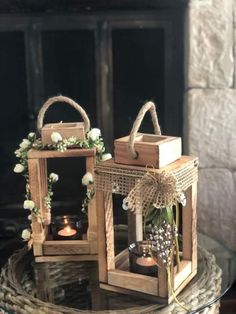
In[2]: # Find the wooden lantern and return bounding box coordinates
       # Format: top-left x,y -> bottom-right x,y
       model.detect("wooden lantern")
95,103 -> 198,303
29,96 -> 98,263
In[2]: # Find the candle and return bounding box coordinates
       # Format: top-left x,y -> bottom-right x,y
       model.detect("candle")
136,256 -> 156,267
51,215 -> 82,240
129,241 -> 158,277
58,225 -> 77,237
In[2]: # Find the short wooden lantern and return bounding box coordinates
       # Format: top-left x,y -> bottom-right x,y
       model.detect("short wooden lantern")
96,102 -> 198,303
29,96 -> 98,263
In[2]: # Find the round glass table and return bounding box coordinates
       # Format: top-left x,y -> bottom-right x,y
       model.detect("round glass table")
0,233 -> 235,314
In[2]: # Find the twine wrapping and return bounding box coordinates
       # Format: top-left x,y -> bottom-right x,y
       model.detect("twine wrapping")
125,171 -> 180,213
128,101 -> 161,159
37,95 -> 90,134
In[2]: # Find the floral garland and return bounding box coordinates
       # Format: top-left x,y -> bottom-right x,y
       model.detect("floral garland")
14,128 -> 111,242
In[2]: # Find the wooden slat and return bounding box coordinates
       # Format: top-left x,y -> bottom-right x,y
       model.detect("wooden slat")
35,254 -> 98,263
173,260 -> 192,290
182,182 -> 198,272
96,190 -> 108,282
28,148 -> 96,159
157,260 -> 168,298
28,158 -> 45,256
105,192 -> 115,270
115,249 -> 129,270
108,269 -> 158,296
43,240 -> 90,255
86,155 -> 97,254
98,155 -> 197,173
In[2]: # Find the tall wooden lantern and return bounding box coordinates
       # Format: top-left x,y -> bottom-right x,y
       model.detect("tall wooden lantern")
27,96 -> 100,263
95,102 -> 198,303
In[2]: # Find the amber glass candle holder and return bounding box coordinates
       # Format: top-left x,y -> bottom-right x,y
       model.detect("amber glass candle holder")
51,215 -> 82,240
128,241 -> 158,277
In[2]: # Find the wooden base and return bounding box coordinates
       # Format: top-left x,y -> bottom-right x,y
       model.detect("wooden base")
35,254 -> 98,263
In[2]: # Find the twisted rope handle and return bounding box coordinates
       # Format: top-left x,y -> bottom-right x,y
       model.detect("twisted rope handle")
37,95 -> 90,134
128,101 -> 161,159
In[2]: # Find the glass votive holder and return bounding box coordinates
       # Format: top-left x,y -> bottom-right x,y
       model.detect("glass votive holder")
128,241 -> 158,277
51,215 -> 82,240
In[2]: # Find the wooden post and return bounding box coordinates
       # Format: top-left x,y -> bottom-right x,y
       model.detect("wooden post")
86,155 -> 97,254
105,192 -> 115,270
96,190 -> 107,282
182,182 -> 198,272
28,158 -> 45,256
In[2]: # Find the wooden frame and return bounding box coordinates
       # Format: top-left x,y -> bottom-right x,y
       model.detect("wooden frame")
96,156 -> 198,303
28,148 -> 98,263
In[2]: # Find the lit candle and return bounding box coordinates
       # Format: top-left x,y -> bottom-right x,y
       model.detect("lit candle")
51,215 -> 82,240
58,225 -> 77,237
129,241 -> 158,277
136,256 -> 156,267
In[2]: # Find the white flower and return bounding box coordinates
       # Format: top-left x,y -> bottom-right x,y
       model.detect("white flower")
14,149 -> 22,158
19,139 -> 31,149
82,172 -> 94,186
178,192 -> 186,207
101,153 -> 112,161
49,173 -> 59,183
28,214 -> 32,221
23,200 -> 35,211
14,164 -> 25,173
122,198 -> 129,211
51,132 -> 63,143
87,128 -> 101,141
28,132 -> 36,140
21,229 -> 31,241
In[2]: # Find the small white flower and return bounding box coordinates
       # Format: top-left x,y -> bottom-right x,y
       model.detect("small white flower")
19,139 -> 31,149
23,200 -> 35,210
49,173 -> 59,183
21,229 -> 31,241
87,128 -> 101,141
178,192 -> 186,207
28,214 -> 32,221
51,132 -> 63,143
14,164 -> 25,173
28,132 -> 36,140
101,153 -> 112,161
122,198 -> 129,211
82,172 -> 94,186
14,149 -> 22,158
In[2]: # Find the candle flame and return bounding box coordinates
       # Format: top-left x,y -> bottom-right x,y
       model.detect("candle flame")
65,225 -> 71,233
64,218 -> 68,224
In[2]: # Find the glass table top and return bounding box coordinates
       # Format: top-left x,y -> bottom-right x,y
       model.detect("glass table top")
0,233 -> 235,314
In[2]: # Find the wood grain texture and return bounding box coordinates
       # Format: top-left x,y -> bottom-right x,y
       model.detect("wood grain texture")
96,190 -> 108,282
43,240 -> 90,255
28,158 -> 45,256
182,182 -> 198,273
108,269 -> 158,296
41,122 -> 85,144
28,148 -> 96,159
105,192 -> 115,270
86,155 -> 98,254
35,254 -> 98,263
114,133 -> 181,168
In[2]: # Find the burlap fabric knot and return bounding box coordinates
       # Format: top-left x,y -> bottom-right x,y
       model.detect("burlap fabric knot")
125,171 -> 180,214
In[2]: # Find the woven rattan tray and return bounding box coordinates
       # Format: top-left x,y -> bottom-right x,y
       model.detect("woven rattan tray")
0,244 -> 222,314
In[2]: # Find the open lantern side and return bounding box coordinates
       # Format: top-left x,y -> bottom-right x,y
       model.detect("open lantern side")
28,148 -> 98,263
95,156 -> 198,303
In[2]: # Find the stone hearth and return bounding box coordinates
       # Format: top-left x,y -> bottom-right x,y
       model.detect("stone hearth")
185,0 -> 236,251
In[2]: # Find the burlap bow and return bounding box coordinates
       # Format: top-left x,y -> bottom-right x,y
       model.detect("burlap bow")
125,171 -> 180,214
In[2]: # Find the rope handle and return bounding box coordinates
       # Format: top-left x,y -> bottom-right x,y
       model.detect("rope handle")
128,101 -> 161,159
37,95 -> 90,134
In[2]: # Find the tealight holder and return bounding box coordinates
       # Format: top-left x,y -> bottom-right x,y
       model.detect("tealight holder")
51,215 -> 82,240
129,241 -> 157,277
